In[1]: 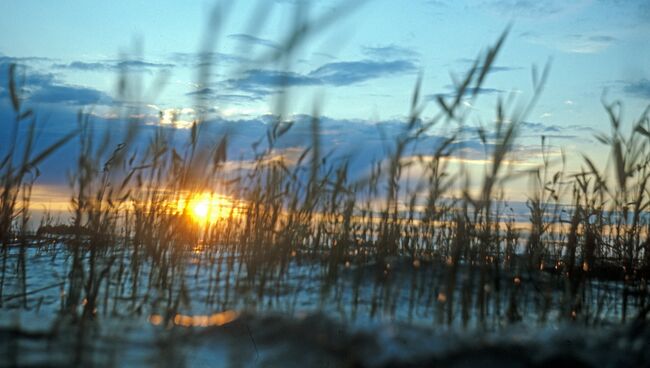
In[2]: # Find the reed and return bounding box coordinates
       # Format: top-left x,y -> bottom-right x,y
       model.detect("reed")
1,2 -> 649,336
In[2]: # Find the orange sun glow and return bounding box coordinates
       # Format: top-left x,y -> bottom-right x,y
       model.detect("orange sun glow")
176,192 -> 238,224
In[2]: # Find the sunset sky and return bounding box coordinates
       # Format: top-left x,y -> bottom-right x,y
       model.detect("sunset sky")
1,0 -> 649,210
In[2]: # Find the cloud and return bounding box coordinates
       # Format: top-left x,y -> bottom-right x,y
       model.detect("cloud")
145,105 -> 196,129
640,1 -> 650,22
116,60 -> 174,69
519,121 -> 562,133
28,84 -> 113,105
0,58 -> 113,107
58,61 -> 111,71
622,79 -> 650,99
482,0 -> 583,19
518,31 -> 537,39
309,60 -> 417,85
428,86 -> 505,100
186,87 -> 262,103
225,69 -> 318,96
0,55 -> 52,64
425,0 -> 448,6
228,34 -> 281,50
272,0 -> 308,5
515,121 -> 595,142
54,59 -> 174,72
313,52 -> 337,60
224,59 -> 417,96
169,52 -> 247,67
522,30 -> 618,54
361,44 -> 420,60
596,0 -> 650,25
1,103 -> 584,195
560,34 -> 617,54
455,58 -> 523,74
0,63 -> 56,89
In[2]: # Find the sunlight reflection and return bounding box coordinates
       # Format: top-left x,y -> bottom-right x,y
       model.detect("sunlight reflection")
149,310 -> 239,327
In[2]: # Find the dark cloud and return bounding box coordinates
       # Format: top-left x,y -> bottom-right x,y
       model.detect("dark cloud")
1,101 -> 579,190
228,34 -> 281,50
520,121 -> 563,133
622,79 -> 650,99
28,84 -> 113,105
0,63 -> 56,89
186,87 -> 262,102
58,61 -> 111,71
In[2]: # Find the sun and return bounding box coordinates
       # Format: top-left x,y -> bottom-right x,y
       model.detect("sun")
190,197 -> 211,223
176,192 -> 238,224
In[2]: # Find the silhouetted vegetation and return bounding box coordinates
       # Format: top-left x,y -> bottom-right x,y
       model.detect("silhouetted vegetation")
1,1 -> 649,366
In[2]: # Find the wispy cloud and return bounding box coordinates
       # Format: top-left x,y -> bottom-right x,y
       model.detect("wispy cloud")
186,87 -> 263,103
228,34 -> 281,50
428,86 -> 505,100
361,44 -> 420,61
455,58 -> 523,74
622,79 -> 650,99
482,0 -> 585,19
517,120 -> 595,141
0,55 -> 52,64
521,30 -> 618,54
169,51 -> 247,67
310,60 -> 417,85
425,0 -> 448,7
224,69 -> 317,97
313,52 -> 337,60
224,59 -> 417,97
559,34 -> 617,54
54,59 -> 174,72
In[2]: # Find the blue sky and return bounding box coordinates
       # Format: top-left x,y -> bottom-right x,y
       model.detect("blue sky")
1,0 -> 649,208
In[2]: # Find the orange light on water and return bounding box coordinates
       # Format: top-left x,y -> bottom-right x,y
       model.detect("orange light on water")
149,310 -> 239,327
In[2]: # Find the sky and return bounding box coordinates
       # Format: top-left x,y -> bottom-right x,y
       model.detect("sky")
1,0 -> 649,213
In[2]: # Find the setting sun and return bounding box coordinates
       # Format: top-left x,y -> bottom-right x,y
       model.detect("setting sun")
177,192 -> 238,224
190,197 -> 211,222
